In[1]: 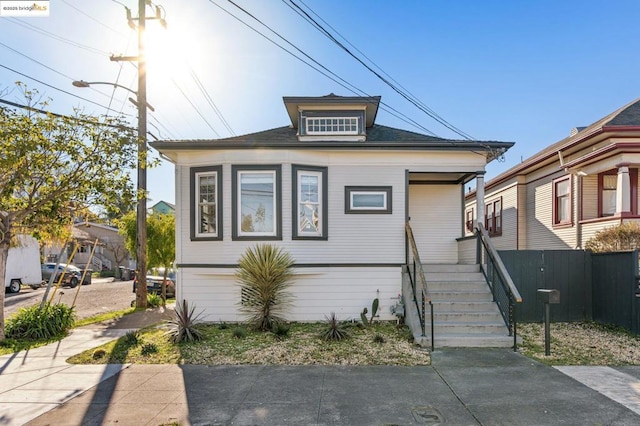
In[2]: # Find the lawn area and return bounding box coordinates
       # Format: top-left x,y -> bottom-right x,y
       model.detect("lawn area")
518,322 -> 640,366
67,322 -> 431,366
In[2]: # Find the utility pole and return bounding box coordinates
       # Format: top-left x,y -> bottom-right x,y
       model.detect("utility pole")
111,0 -> 166,308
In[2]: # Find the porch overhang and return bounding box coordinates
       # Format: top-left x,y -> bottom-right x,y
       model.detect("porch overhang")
408,171 -> 477,185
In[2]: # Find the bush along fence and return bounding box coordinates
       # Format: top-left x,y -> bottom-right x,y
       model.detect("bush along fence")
500,249 -> 640,333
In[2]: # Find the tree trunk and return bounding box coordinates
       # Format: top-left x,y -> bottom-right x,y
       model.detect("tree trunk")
161,267 -> 168,307
0,213 -> 12,341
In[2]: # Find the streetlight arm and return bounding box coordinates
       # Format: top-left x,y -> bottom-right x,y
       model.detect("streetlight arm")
72,80 -> 138,96
72,80 -> 154,111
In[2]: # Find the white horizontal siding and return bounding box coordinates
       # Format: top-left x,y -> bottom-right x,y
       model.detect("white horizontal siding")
177,266 -> 402,322
581,175 -> 598,220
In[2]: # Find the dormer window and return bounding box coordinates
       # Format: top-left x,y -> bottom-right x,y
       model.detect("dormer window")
297,110 -> 366,142
306,117 -> 359,135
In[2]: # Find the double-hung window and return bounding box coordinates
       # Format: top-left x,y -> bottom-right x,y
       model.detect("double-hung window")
601,173 -> 617,217
232,165 -> 281,240
292,165 -> 328,239
484,198 -> 502,236
553,177 -> 572,226
466,208 -> 474,232
190,166 -> 222,241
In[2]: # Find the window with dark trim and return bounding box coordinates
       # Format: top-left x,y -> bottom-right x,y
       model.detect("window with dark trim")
232,165 -> 282,240
345,186 -> 392,214
465,208 -> 474,232
485,197 -> 502,236
190,166 -> 222,241
553,176 -> 572,226
292,165 -> 328,239
597,168 -> 639,217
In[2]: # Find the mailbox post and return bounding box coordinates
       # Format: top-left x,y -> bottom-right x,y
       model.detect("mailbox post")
537,289 -> 560,356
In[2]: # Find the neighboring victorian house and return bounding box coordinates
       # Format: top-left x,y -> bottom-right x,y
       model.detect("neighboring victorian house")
151,94 -> 515,346
465,97 -> 640,250
150,200 -> 175,215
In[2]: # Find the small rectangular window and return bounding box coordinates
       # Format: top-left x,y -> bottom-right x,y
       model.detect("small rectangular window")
345,186 -> 392,214
190,166 -> 222,241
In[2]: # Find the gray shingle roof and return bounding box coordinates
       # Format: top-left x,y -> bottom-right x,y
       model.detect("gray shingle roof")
150,124 -> 513,153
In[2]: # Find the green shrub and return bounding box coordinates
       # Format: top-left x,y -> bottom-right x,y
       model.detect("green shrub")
92,348 -> 107,359
140,342 -> 158,356
218,321 -> 229,330
585,222 -> 640,252
236,243 -> 294,331
6,303 -> 75,340
272,323 -> 290,340
164,299 -> 204,343
147,292 -> 162,307
233,327 -> 247,339
319,312 -> 350,341
373,333 -> 386,344
123,330 -> 140,346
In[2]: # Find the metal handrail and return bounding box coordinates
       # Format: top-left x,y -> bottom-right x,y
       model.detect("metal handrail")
475,223 -> 522,350
405,222 -> 434,351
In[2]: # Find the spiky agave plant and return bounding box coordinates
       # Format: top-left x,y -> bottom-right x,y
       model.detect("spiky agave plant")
164,299 -> 204,343
236,243 -> 295,331
319,312 -> 350,341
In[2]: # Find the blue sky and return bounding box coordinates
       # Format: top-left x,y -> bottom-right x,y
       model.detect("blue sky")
2,0 -> 640,204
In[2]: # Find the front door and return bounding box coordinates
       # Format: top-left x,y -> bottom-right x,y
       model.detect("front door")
408,184 -> 461,264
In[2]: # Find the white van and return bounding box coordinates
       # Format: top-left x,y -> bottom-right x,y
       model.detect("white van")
5,235 -> 42,293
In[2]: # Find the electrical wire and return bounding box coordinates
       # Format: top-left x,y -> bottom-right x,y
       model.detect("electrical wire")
170,77 -> 221,138
189,68 -> 236,136
285,0 -> 474,140
211,0 -> 439,137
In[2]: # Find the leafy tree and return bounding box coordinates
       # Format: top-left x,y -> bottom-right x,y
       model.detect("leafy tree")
0,84 -> 137,340
118,211 -> 175,305
148,213 -> 175,305
236,244 -> 295,331
585,222 -> 640,253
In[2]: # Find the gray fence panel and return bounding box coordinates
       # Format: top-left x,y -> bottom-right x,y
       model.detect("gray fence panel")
592,251 -> 638,332
499,250 -> 591,322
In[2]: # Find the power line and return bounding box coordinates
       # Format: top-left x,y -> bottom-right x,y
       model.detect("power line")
285,0 -> 474,140
0,63 -> 134,115
189,68 -> 236,136
171,77 -> 221,137
211,0 -> 439,137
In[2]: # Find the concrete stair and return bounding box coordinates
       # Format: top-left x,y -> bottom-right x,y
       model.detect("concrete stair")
403,263 -> 517,349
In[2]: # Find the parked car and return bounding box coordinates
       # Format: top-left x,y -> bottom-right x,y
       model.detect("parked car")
133,274 -> 175,298
41,263 -> 91,288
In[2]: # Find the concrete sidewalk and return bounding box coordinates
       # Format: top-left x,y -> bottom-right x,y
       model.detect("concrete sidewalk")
17,349 -> 640,426
3,305 -> 640,425
0,306 -> 173,425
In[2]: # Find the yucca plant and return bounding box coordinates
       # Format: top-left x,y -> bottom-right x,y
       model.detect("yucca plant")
164,299 -> 204,343
319,312 -> 350,341
236,243 -> 295,331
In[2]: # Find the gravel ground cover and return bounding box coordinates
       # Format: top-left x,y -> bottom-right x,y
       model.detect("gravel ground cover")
518,321 -> 640,365
68,322 -> 431,366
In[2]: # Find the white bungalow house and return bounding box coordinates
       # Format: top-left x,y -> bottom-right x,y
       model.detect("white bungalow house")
151,94 -> 517,347
465,97 -> 640,251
